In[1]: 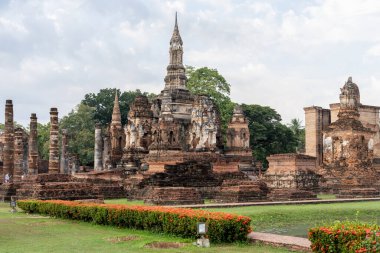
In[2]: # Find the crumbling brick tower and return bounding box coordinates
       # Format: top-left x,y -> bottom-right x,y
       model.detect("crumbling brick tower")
48,108 -> 60,174
28,113 -> 39,175
149,12 -> 194,154
13,128 -> 24,181
320,77 -> 379,196
3,100 -> 14,182
110,92 -> 124,167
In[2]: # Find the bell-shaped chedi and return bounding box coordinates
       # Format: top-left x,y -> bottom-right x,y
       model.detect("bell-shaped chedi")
323,77 -> 373,168
321,77 -> 379,196
337,76 -> 361,120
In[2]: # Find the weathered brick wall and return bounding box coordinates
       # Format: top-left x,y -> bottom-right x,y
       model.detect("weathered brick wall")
265,154 -> 320,191
304,106 -> 331,165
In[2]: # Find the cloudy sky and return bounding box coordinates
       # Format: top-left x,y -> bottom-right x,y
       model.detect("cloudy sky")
1,0 -> 380,126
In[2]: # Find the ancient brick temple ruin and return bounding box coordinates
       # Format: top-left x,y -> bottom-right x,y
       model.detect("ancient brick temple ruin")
305,77 -> 380,197
265,77 -> 380,199
0,102 -> 126,201
2,15 -> 379,203
0,14 -> 266,203
89,14 -> 266,204
94,16 -> 255,174
264,154 -> 320,200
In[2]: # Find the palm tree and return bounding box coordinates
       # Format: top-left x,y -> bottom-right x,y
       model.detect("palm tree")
288,118 -> 305,152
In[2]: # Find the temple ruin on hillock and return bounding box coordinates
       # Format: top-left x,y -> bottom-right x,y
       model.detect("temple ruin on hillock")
0,14 -> 266,204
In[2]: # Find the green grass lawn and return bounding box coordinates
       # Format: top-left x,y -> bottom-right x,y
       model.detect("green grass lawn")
205,201 -> 380,237
6,199 -> 379,252
0,202 -> 290,253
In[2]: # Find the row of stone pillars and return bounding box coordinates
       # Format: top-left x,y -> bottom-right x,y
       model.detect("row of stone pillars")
1,100 -> 68,183
94,123 -> 111,171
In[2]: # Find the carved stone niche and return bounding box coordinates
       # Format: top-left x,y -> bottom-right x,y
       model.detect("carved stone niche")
188,95 -> 221,152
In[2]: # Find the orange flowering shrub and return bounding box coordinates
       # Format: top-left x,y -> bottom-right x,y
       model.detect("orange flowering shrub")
309,222 -> 380,253
18,199 -> 252,243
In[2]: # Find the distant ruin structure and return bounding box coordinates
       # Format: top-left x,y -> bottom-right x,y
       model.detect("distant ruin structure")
302,77 -> 380,197
264,77 -> 380,199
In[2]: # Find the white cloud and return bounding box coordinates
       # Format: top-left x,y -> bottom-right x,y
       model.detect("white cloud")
366,44 -> 380,57
1,0 -> 380,126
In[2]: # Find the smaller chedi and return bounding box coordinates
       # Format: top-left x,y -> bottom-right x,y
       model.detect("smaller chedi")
319,77 -> 379,197
263,77 -> 380,200
303,77 -> 380,197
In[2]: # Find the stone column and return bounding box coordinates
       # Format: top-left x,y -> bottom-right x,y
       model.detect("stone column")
94,123 -> 103,171
60,129 -> 68,174
28,113 -> 38,175
102,135 -> 110,170
48,108 -> 59,174
3,100 -> 14,183
13,128 -> 24,181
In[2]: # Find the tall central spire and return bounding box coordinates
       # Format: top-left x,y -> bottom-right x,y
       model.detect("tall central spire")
170,12 -> 183,50
164,12 -> 187,90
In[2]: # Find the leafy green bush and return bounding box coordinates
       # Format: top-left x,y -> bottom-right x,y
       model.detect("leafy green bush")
309,221 -> 380,252
18,199 -> 252,243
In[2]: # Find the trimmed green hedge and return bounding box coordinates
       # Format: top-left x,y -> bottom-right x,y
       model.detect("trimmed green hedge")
309,221 -> 380,253
18,199 -> 252,243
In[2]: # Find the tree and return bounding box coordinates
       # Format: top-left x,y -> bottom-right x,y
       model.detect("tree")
37,122 -> 50,160
186,66 -> 235,133
241,104 -> 298,168
59,104 -> 96,165
0,122 -> 26,131
288,118 -> 305,152
82,88 -> 155,125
